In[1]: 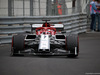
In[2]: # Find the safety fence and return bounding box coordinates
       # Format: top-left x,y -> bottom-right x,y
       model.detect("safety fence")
0,13 -> 87,44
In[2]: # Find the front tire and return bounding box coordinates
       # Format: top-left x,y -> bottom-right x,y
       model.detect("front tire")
11,35 -> 25,56
66,34 -> 79,58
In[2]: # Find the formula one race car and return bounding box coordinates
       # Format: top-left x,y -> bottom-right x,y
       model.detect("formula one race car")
11,20 -> 79,57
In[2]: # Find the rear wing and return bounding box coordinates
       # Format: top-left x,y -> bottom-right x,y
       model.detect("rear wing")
32,24 -> 64,31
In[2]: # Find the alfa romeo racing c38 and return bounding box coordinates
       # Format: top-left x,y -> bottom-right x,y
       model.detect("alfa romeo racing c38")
11,20 -> 79,57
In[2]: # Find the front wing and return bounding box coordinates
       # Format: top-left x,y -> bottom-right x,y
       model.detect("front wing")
11,48 -> 77,56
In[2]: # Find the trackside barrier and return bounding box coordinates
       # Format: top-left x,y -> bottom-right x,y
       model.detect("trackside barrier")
0,13 -> 87,44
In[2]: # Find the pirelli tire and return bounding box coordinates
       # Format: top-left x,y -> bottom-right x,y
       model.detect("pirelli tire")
66,34 -> 79,58
11,35 -> 25,56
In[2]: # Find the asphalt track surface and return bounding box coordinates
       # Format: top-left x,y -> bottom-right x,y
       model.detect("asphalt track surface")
0,32 -> 100,75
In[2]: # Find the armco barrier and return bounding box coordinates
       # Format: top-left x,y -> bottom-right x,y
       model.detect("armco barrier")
0,13 -> 87,44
